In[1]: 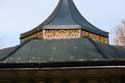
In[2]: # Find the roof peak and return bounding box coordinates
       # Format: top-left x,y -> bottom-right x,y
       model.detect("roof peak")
42,0 -> 77,25
21,0 -> 108,39
41,0 -> 108,36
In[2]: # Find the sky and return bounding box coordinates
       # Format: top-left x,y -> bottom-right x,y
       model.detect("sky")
0,0 -> 125,49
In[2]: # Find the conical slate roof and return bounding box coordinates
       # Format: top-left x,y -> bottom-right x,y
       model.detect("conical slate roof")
21,0 -> 108,38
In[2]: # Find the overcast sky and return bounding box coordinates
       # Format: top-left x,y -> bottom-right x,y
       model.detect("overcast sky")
0,0 -> 125,48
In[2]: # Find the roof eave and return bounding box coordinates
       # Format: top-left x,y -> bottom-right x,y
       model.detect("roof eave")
1,60 -> 125,69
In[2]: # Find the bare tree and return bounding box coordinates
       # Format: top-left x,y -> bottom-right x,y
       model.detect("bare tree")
113,20 -> 125,46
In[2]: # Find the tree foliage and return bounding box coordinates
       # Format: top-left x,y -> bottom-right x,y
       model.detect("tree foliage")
113,20 -> 125,46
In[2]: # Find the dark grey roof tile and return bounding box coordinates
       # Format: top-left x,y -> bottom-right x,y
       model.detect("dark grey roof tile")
3,38 -> 104,63
1,38 -> 125,63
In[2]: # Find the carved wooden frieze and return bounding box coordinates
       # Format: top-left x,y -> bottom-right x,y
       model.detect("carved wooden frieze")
82,30 -> 108,44
43,29 -> 81,39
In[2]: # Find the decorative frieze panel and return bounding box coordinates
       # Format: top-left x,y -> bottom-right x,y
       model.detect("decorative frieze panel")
21,31 -> 43,43
82,30 -> 108,44
43,29 -> 81,39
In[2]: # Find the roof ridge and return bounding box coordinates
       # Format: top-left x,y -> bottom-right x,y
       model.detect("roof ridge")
86,37 -> 108,59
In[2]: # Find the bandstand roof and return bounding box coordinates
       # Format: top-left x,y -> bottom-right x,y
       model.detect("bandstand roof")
21,0 -> 108,39
0,0 -> 125,69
